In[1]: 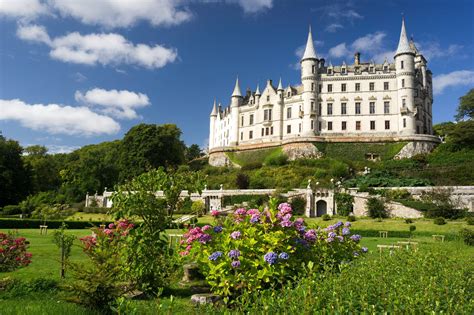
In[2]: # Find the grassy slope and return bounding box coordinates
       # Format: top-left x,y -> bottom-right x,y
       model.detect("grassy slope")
226,147 -> 282,166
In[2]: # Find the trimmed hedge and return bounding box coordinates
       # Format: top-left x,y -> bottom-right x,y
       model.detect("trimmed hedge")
0,219 -> 113,229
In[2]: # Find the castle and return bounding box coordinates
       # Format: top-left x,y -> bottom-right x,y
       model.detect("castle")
208,18 -> 439,166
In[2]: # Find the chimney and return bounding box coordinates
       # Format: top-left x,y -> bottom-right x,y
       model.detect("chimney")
354,52 -> 360,65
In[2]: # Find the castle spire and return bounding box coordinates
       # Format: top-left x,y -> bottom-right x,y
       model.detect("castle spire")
231,77 -> 242,97
395,17 -> 414,56
255,84 -> 261,95
277,77 -> 283,90
301,25 -> 317,61
210,99 -> 217,116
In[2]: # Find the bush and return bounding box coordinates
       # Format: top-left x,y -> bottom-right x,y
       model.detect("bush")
434,217 -> 446,225
263,151 -> 288,166
2,205 -> 22,215
240,162 -> 263,171
290,196 -> 306,216
181,200 -> 366,298
236,173 -> 250,189
335,193 -> 354,216
366,197 -> 388,218
83,207 -> 109,214
466,217 -> 474,225
0,219 -> 112,229
321,214 -> 331,221
405,218 -> 414,224
347,215 -> 356,222
0,232 -> 32,272
459,228 -> 474,246
191,200 -> 205,216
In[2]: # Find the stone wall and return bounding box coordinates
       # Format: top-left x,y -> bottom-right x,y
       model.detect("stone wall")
282,142 -> 322,160
394,141 -> 437,159
208,151 -> 232,167
352,193 -> 423,218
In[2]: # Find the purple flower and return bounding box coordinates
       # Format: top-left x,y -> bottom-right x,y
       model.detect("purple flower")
278,252 -> 289,260
334,221 -> 344,228
228,249 -> 240,259
231,260 -> 241,268
344,222 -> 351,227
328,232 -> 337,238
295,238 -> 309,247
247,209 -> 260,216
280,220 -> 293,228
362,247 -> 368,253
208,251 -> 223,261
264,252 -> 278,265
350,234 -> 361,242
353,251 -> 360,257
342,227 -> 350,236
199,234 -> 212,244
230,231 -> 242,239
234,208 -> 247,216
213,225 -> 223,233
250,215 -> 260,224
336,236 -> 344,242
325,225 -> 335,232
278,203 -> 292,215
304,229 -> 317,242
326,237 -> 335,243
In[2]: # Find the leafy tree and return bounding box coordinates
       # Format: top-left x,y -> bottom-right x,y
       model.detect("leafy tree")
366,197 -> 388,218
236,172 -> 250,189
433,122 -> 456,137
448,120 -> 474,150
0,135 -> 31,207
52,223 -> 76,278
185,144 -> 203,162
455,88 -> 474,121
335,192 -> 354,216
23,145 -> 62,193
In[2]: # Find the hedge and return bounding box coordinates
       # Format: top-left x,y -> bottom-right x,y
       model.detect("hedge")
0,219 -> 113,229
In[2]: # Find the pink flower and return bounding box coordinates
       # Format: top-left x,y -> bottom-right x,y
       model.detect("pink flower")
103,229 -> 114,236
108,223 -> 115,229
210,210 -> 220,217
234,208 -> 247,216
202,225 -> 212,231
247,209 -> 260,216
186,245 -> 192,251
179,250 -> 190,256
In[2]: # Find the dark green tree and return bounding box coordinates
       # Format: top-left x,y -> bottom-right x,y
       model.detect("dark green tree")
185,144 -> 202,162
23,145 -> 62,193
455,88 -> 474,121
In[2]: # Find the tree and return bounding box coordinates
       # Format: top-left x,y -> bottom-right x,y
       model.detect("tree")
366,197 -> 388,218
23,145 -> 62,193
236,173 -> 250,189
119,124 -> 186,181
185,144 -> 203,162
0,135 -> 31,207
335,192 -> 354,216
455,88 -> 474,121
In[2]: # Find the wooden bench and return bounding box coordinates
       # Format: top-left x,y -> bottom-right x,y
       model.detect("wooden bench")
397,241 -> 419,251
168,234 -> 184,247
432,235 -> 445,242
39,225 -> 48,235
377,245 -> 401,255
379,231 -> 389,238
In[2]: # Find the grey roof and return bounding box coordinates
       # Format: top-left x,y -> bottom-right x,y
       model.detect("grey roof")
395,18 -> 414,56
301,26 -> 317,60
231,77 -> 242,97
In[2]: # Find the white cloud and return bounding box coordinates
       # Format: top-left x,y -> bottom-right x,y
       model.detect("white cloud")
0,99 -> 120,136
75,88 -> 150,120
17,24 -> 178,69
325,23 -> 343,33
233,0 -> 273,14
328,43 -> 349,58
46,145 -> 81,154
73,72 -> 87,82
417,42 -> 464,60
0,0 -> 48,20
433,70 -> 474,95
328,32 -> 388,61
351,32 -> 386,53
48,0 -> 192,28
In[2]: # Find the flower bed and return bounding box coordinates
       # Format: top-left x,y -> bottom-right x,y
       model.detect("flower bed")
0,232 -> 32,272
180,199 -> 366,297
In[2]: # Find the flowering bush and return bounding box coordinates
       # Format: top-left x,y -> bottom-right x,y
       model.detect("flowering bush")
0,232 -> 32,272
180,199 -> 366,297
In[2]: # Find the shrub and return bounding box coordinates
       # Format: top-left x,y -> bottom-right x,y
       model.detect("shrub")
321,214 -> 331,221
405,218 -> 414,224
347,215 -> 356,222
290,196 -> 306,216
83,207 -> 108,214
382,189 -> 411,200
180,200 -> 366,298
0,232 -> 32,272
191,200 -> 205,216
459,228 -> 474,246
2,205 -> 22,215
236,173 -> 250,189
466,217 -> 474,225
366,197 -> 388,218
434,217 -> 446,225
420,188 -> 466,219
241,162 -> 263,171
0,219 -> 112,229
409,225 -> 416,238
335,193 -> 354,216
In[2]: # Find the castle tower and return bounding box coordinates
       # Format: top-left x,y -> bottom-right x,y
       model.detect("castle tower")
209,99 -> 217,149
394,17 -> 417,135
255,84 -> 261,105
300,26 -> 318,136
277,78 -> 284,139
230,77 -> 242,145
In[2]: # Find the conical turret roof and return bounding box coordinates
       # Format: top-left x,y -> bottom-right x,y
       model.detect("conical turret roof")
395,17 -> 414,56
255,84 -> 261,95
232,77 -> 242,97
301,25 -> 317,61
210,99 -> 217,116
277,78 -> 283,90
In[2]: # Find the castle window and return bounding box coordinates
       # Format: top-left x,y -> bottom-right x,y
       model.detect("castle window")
355,102 -> 361,114
249,130 -> 253,139
267,95 -> 270,102
240,132 -> 243,140
261,128 -> 264,136
370,102 -> 375,114
328,84 -> 333,92
402,79 -> 405,88
264,109 -> 272,121
287,125 -> 291,134
328,121 -> 333,130
341,67 -> 346,74
355,83 -> 360,91
318,84 -> 322,93
271,127 -> 273,135
341,103 -> 347,115
311,83 -> 315,91
356,121 -> 361,130
287,107 -> 292,119
318,103 -> 322,115
312,65 -> 316,74
403,118 -> 406,128
341,83 -> 346,92
328,68 -> 333,75
327,103 -> 333,116
318,121 -> 322,131
311,120 -> 314,130
265,127 -> 269,136
369,82 -> 375,91
384,82 -> 389,90
402,99 -> 406,107
288,91 -> 291,97
250,114 -> 254,125
385,120 -> 390,130
401,60 -> 404,69
384,65 -> 388,72
311,101 -> 315,112
384,102 -> 390,114
241,116 -> 244,127
299,123 -> 302,133
369,66 -> 374,73
342,121 -> 347,130
370,121 -> 376,130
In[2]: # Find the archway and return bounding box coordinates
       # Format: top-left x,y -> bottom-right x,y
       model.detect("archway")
316,200 -> 327,217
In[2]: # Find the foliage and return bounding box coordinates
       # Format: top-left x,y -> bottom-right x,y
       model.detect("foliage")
22,145 -> 62,194
459,228 -> 474,246
2,205 -> 22,215
222,195 -> 269,208
185,144 -> 203,162
335,192 -> 354,216
433,217 -> 446,225
314,142 -> 407,161
381,188 -> 411,200
455,88 -> 474,121
191,200 -> 205,216
235,173 -> 249,189
0,135 -> 31,207
289,196 -> 306,216
420,188 -> 466,219
31,204 -> 75,224
405,218 -> 414,224
67,221 -> 134,312
0,232 -> 32,272
263,151 -> 288,166
0,218 -> 112,229
52,223 -> 76,278
466,217 -> 474,225
447,120 -> 474,150
345,170 -> 432,188
321,214 -> 331,221
181,200 -> 366,298
226,147 -> 283,167
366,197 -> 388,218
347,215 -> 356,222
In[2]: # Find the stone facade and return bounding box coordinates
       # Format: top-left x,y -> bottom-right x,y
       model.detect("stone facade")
394,140 -> 438,159
208,19 -> 439,166
282,142 -> 322,160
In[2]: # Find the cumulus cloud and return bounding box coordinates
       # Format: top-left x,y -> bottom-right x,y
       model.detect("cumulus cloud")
327,32 -> 389,62
75,88 -> 150,119
45,145 -> 81,154
417,42 -> 464,60
328,43 -> 349,58
433,70 -> 474,95
0,0 -> 48,20
233,0 -> 273,14
325,23 -> 343,33
17,24 -> 178,69
0,99 -> 120,136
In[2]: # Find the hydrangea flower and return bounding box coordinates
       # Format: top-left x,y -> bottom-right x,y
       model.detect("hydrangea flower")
336,236 -> 344,242
234,208 -> 247,216
231,260 -> 241,268
210,210 -> 220,217
342,227 -> 350,236
213,226 -> 223,233
334,221 -> 344,228
280,219 -> 293,228
199,234 -> 211,244
264,252 -> 278,265
202,225 -> 212,231
304,229 -> 317,242
279,252 -> 289,260
247,209 -> 260,216
344,222 -> 351,227
228,249 -> 240,259
326,237 -> 335,243
230,231 -> 242,239
350,234 -> 361,242
362,247 -> 368,253
208,251 -> 223,261
250,215 -> 260,224
353,251 -> 360,257
328,232 -> 337,238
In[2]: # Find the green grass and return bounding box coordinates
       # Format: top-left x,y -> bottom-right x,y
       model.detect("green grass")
314,142 -> 407,161
67,212 -> 112,221
226,147 -> 282,167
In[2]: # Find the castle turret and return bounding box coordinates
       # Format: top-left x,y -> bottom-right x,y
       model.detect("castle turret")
277,78 -> 284,139
394,17 -> 417,135
209,99 -> 217,149
300,26 -> 318,136
230,77 -> 242,145
255,84 -> 261,105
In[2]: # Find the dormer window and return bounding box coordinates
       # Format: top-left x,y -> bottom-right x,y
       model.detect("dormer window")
328,68 -> 333,75
383,65 -> 388,72
267,95 -> 270,102
369,66 -> 374,73
341,67 -> 346,74
287,91 -> 291,97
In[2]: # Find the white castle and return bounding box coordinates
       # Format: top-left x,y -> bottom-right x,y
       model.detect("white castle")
208,19 -> 438,166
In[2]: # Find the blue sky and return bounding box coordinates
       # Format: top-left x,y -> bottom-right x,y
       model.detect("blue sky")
1,0 -> 473,153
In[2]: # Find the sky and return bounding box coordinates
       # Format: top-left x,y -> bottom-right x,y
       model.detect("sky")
0,0 -> 473,153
